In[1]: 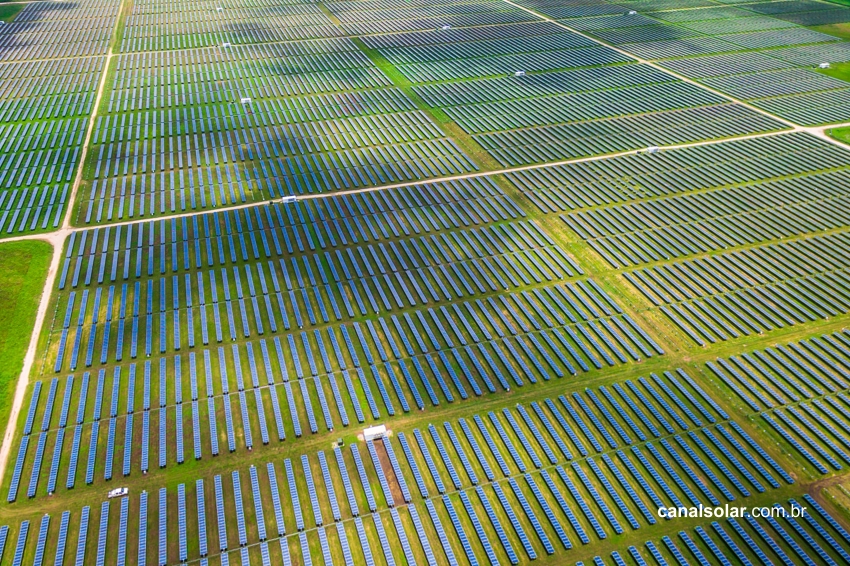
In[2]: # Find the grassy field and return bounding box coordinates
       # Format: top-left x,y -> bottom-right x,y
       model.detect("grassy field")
812,22 -> 850,41
0,3 -> 23,22
828,125 -> 850,145
0,241 -> 51,438
817,60 -> 850,83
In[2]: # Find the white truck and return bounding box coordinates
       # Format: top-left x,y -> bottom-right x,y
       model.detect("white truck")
108,487 -> 128,498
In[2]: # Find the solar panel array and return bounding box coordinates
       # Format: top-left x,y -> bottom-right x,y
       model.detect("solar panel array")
578,495 -> 850,566
0,1 -> 119,237
8,0 -> 850,565
79,0 -> 485,228
629,230 -> 850,345
502,130 -> 850,347
7,368 -> 796,563
18,248 -> 665,495
353,4 -> 788,167
516,0 -> 850,125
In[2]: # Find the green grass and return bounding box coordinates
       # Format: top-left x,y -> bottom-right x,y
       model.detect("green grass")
0,3 -> 23,22
0,240 -> 51,435
816,60 -> 850,82
827,124 -> 850,145
811,22 -> 850,41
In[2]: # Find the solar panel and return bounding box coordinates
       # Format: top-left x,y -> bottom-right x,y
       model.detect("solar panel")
471,414 -> 510,477
387,509 -> 415,566
354,517 -> 375,566
586,457 -> 640,530
510,477 -> 555,556
336,522 -> 355,566
42,379 -> 58,431
137,491 -> 148,566
232,471 -> 248,547
317,451 -> 341,521
279,537 -> 292,566
443,495 -> 477,566
12,520 -> 29,566
237,391 -> 253,450
418,501 -> 453,566
314,376 -> 334,431
254,389 -> 269,445
158,489 -> 167,566
7,435 -> 29,502
249,466 -> 267,541
489,411 -> 527,472
554,465 -> 604,541
117,498 -> 129,566
454,419 -> 492,482
33,514 -> 49,566
525,473 -> 571,549
177,484 -> 188,562
382,437 -> 412,503
268,384 -> 286,441
134,410 -> 147,473
615,450 -> 665,513
260,542 -> 272,566
372,512 -> 397,566
192,401 -> 202,460
413,428 -> 445,494
75,506 -> 90,566
284,459 -> 305,531
366,440 -> 395,507
97,501 -> 109,566
24,382 -> 42,435
267,463 -> 286,536
687,432 -> 747,497
85,422 -> 99,485
55,511 -> 70,566
340,370 -> 365,423
318,528 -> 333,566
27,433 -> 47,498
104,418 -> 117,480
475,486 -> 518,564
660,438 -> 721,505
284,382 -> 302,438
397,432 -> 428,498
802,494 -> 850,544
350,444 -> 378,512
717,423 -> 780,488
645,442 -> 701,508
335,447 -> 360,517
299,532 -> 313,566
223,394 -> 236,452
572,392 -> 617,450
196,480 -> 208,557
158,410 -> 166,469
300,379 -> 318,434
214,475 -> 228,551
444,422 -> 479,485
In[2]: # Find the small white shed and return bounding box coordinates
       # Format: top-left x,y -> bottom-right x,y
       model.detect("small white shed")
364,424 -> 387,441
